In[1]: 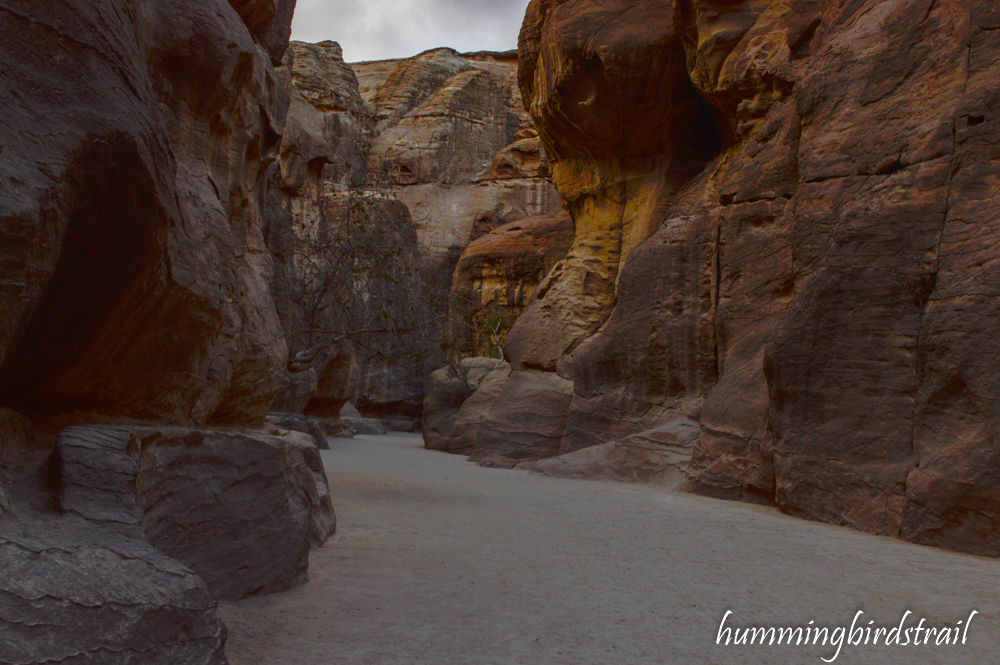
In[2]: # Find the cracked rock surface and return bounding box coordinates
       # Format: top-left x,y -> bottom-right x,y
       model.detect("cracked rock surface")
1,425 -> 335,663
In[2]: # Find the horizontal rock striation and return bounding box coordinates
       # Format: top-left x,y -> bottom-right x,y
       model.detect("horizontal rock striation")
435,0 -> 1000,556
0,518 -> 229,665
449,212 -> 573,358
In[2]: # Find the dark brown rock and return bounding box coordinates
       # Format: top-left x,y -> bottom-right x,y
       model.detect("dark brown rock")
446,363 -> 513,456
422,357 -> 503,451
528,411 -> 699,488
438,0 -> 1000,556
467,369 -> 574,464
270,44 -> 564,421
0,0 -> 294,427
266,413 -> 330,449
0,517 -> 228,665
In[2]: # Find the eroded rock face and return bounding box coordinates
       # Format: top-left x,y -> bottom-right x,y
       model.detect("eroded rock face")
3,421 -> 334,664
0,516 -> 228,665
0,1 -> 337,660
358,48 -> 562,285
422,357 -> 504,451
445,0 -> 1000,556
271,44 -> 564,419
450,212 -> 573,358
0,0 -> 294,427
55,426 -> 334,601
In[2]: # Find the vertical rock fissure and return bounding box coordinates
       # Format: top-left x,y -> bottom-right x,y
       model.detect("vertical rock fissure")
712,221 -> 722,381
908,9 -> 973,459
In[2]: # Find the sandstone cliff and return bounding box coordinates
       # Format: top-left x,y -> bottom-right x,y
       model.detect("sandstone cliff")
432,0 -> 1000,557
449,212 -> 573,358
269,43 -> 564,420
0,1 -> 336,662
0,0 -> 294,428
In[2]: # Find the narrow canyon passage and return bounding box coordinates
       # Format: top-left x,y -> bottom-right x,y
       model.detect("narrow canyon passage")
221,434 -> 1000,665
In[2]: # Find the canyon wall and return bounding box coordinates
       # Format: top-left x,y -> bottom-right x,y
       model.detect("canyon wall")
0,0 -> 293,429
0,1 -> 336,662
433,0 -> 1000,557
269,43 -> 564,420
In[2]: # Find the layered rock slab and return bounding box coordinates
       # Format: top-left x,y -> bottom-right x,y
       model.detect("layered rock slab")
422,357 -> 505,452
0,518 -> 228,665
57,426 -> 335,601
0,423 -> 335,664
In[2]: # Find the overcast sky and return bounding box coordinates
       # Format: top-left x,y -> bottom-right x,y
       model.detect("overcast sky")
290,0 -> 532,62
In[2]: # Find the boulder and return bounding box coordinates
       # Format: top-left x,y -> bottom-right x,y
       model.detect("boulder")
380,417 -> 423,433
345,417 -> 388,436
527,411 -> 700,489
0,514 -> 227,665
467,369 -> 574,464
56,426 -> 335,601
271,367 -> 320,414
267,412 -> 330,449
449,363 -> 513,455
2,420 -> 334,664
422,357 -> 503,451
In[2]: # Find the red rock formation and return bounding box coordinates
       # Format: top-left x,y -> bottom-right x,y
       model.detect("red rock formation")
0,0 -> 295,428
440,0 -> 1000,556
271,44 -> 565,420
0,1 -> 337,662
357,48 -> 561,279
450,212 -> 573,358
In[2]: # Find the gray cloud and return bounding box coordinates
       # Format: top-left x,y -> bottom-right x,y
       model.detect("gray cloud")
290,0 -> 532,62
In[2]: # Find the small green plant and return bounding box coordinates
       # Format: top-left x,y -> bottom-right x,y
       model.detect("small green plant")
473,306 -> 512,366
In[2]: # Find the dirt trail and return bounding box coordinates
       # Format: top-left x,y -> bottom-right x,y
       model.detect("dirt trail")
220,433 -> 1000,665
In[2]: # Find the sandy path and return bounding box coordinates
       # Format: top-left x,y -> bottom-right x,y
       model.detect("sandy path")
220,433 -> 1000,665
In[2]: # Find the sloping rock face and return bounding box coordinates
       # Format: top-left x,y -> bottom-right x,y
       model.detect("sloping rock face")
361,49 -> 562,284
422,357 -> 504,451
0,0 -> 295,427
270,44 -> 564,419
1,509 -> 228,665
447,0 -> 1000,556
130,428 -> 335,600
450,212 -> 573,358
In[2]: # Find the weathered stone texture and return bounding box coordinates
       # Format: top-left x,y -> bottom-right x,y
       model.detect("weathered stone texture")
2,423 -> 332,663
54,426 -> 334,602
0,518 -> 228,665
358,48 -> 561,277
438,0 -> 1000,556
450,212 -> 573,357
0,0 -> 294,427
422,357 -> 504,452
271,44 -> 563,420
0,2 -> 347,661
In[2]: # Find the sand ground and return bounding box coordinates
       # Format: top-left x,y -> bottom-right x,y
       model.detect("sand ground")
220,433 -> 1000,665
